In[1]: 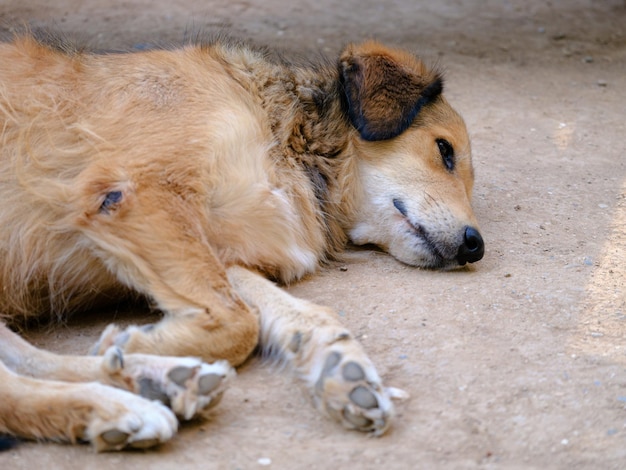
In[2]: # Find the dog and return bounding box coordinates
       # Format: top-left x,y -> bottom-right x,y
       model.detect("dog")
0,34 -> 484,451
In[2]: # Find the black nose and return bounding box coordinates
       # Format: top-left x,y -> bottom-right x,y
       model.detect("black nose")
457,226 -> 484,265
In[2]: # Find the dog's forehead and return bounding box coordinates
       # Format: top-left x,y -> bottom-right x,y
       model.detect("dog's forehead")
411,98 -> 470,148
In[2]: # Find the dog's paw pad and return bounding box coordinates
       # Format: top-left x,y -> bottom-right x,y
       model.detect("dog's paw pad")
98,346 -> 234,420
90,394 -> 177,452
342,361 -> 366,381
349,385 -> 379,409
165,360 -> 233,420
134,357 -> 233,420
311,346 -> 394,436
168,366 -> 195,386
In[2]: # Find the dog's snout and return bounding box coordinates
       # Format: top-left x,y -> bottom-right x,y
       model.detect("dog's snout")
456,226 -> 484,265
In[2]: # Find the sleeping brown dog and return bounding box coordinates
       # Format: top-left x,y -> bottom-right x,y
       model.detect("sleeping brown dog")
0,35 -> 483,450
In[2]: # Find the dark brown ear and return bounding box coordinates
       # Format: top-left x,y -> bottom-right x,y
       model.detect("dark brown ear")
339,41 -> 443,141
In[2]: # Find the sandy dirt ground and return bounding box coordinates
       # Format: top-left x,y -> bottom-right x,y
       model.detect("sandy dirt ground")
0,0 -> 625,468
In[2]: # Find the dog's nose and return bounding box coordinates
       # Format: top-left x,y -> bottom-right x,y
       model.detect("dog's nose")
456,226 -> 484,265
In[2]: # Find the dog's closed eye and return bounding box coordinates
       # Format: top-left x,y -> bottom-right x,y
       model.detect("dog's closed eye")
99,191 -> 123,214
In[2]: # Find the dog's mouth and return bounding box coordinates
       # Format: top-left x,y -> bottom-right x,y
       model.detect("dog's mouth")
392,198 -> 449,267
391,198 -> 484,268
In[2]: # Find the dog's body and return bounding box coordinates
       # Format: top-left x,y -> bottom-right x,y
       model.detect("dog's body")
0,36 -> 483,450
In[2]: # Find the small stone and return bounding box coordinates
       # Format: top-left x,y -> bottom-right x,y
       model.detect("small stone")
258,457 -> 272,466
597,80 -> 608,87
583,56 -> 594,63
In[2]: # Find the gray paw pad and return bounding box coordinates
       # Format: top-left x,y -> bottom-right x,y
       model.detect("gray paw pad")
199,373 -> 223,395
349,385 -> 378,409
100,429 -> 129,446
315,351 -> 343,391
167,366 -> 195,386
342,361 -> 365,381
139,378 -> 171,406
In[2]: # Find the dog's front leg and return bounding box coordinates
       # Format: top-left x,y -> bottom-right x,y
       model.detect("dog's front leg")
78,179 -> 260,367
0,322 -> 232,422
226,265 -> 405,436
0,323 -> 179,451
0,359 -> 178,451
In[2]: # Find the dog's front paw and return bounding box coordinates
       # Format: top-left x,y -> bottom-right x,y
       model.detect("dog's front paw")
86,384 -> 178,452
307,334 -> 398,436
100,346 -> 235,420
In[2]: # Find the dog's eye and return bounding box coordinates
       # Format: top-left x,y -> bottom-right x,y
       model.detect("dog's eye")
436,139 -> 455,171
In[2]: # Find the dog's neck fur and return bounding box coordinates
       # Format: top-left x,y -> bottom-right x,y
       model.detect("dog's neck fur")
220,45 -> 361,259
279,63 -> 361,259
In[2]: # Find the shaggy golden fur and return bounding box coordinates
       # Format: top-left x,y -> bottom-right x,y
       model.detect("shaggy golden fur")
0,35 -> 483,450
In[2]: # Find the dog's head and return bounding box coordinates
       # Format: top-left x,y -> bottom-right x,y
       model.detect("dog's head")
339,41 -> 483,269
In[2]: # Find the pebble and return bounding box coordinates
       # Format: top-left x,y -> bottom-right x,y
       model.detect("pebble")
258,457 -> 272,466
597,80 -> 608,87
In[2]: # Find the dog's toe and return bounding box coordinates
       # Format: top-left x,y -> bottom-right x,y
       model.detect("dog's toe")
163,359 -> 234,420
87,386 -> 177,452
100,348 -> 234,420
306,337 -> 396,436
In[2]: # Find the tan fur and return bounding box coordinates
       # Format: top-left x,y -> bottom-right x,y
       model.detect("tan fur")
0,36 -> 482,449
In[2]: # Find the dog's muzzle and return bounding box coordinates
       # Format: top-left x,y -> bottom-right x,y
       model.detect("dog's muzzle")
456,226 -> 484,265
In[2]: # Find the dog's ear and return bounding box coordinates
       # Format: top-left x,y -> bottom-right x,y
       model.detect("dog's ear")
339,41 -> 443,141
